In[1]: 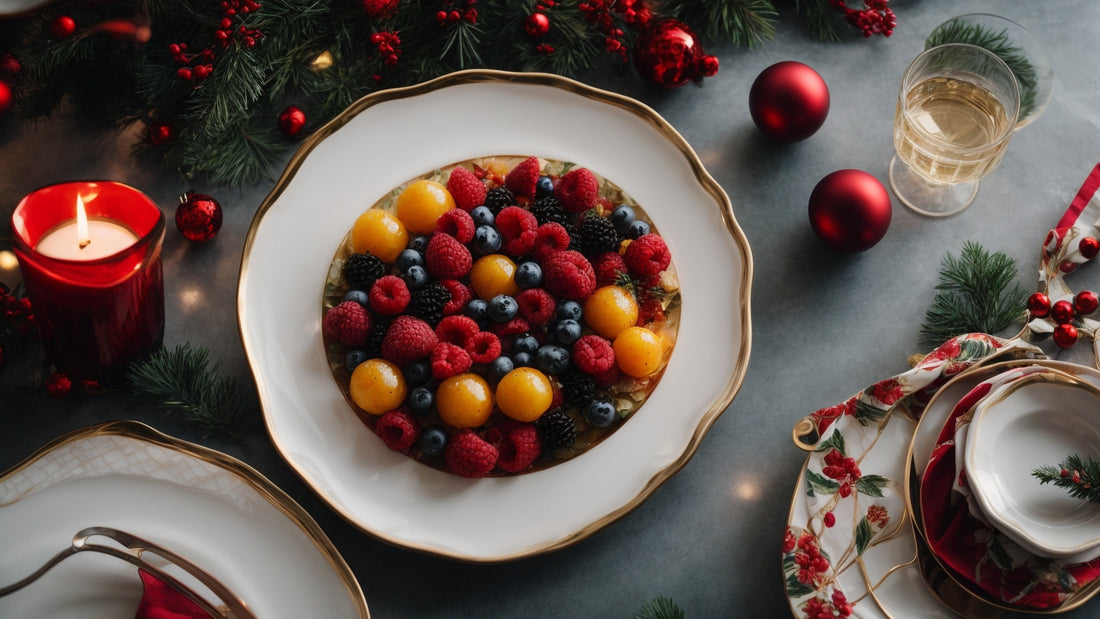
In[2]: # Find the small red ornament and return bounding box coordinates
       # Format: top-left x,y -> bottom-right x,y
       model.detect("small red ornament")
46,371 -> 72,397
278,104 -> 307,137
525,12 -> 550,39
0,54 -> 20,80
633,18 -> 718,89
147,121 -> 174,145
749,61 -> 830,143
1050,299 -> 1075,324
1027,292 -> 1052,318
0,81 -> 12,116
1079,236 -> 1100,260
51,15 -> 77,38
175,191 -> 223,242
1053,323 -> 1079,349
1075,290 -> 1099,315
808,170 -> 892,253
362,0 -> 399,19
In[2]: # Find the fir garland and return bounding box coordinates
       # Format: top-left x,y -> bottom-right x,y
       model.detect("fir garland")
1033,454 -> 1100,503
635,596 -> 686,619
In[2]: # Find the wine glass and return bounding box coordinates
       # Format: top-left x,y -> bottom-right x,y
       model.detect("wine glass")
889,43 -> 1020,217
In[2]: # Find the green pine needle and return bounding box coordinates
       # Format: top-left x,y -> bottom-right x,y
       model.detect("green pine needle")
125,344 -> 255,440
1033,454 -> 1100,503
669,0 -> 778,48
793,0 -> 849,43
919,242 -> 1027,345
636,596 -> 686,619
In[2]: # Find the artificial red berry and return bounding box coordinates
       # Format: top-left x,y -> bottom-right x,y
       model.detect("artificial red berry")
1060,260 -> 1077,274
1075,290 -> 1099,315
1051,299 -> 1075,325
1080,236 -> 1100,260
1053,323 -> 1079,349
46,371 -> 72,397
1027,292 -> 1051,318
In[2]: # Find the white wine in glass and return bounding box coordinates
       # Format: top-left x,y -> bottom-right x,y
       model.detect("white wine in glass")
889,43 -> 1020,217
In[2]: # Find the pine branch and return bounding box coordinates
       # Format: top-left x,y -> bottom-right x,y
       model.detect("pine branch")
1033,454 -> 1100,503
669,0 -> 778,48
635,597 -> 686,619
793,0 -> 849,43
919,242 -> 1028,345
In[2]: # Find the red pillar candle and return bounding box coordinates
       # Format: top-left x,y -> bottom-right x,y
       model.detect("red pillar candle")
11,181 -> 166,384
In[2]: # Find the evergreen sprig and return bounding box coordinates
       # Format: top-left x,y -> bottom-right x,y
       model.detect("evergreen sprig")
635,596 -> 686,619
920,242 -> 1028,345
1033,454 -> 1100,503
125,343 -> 255,440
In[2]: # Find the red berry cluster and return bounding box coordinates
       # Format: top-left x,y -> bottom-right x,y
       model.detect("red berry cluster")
614,0 -> 652,29
578,0 -> 628,60
1029,234 -> 1100,349
169,1 -> 264,85
1,286 -> 37,340
829,0 -> 895,38
370,31 -> 402,66
362,0 -> 399,20
435,0 -> 477,25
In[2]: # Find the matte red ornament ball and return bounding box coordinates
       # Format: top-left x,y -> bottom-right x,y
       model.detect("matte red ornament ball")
808,170 -> 892,253
1050,299 -> 1075,324
278,104 -> 307,137
1075,290 -> 1099,315
1053,323 -> 1079,349
525,12 -> 550,39
633,18 -> 718,89
175,192 -> 223,242
0,81 -> 11,116
1027,292 -> 1051,318
749,61 -> 830,142
51,15 -> 77,38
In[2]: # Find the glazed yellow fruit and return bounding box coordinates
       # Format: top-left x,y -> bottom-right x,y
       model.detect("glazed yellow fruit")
349,358 -> 407,415
469,254 -> 519,300
350,209 -> 408,263
436,373 -> 494,428
495,367 -> 554,422
394,179 -> 456,234
612,326 -> 664,378
584,286 -> 640,339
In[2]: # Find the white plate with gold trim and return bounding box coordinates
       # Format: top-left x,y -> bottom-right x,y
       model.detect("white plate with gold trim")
238,69 -> 752,561
0,421 -> 368,618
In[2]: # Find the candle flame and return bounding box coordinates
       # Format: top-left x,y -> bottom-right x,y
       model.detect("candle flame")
76,195 -> 91,250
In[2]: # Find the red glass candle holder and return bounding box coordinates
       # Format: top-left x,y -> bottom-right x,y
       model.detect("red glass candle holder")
11,181 -> 166,384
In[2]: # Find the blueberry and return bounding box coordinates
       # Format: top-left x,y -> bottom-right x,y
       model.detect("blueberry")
488,294 -> 518,323
610,204 -> 636,233
512,351 -> 533,368
408,235 -> 430,252
536,175 -> 555,196
515,261 -> 543,289
403,360 -> 432,388
553,319 -> 582,345
488,355 -> 515,381
403,265 -> 428,289
473,225 -> 502,255
465,298 -> 490,325
470,205 -> 495,227
419,425 -> 448,456
512,334 -> 539,355
407,385 -> 435,415
345,349 -> 369,372
343,289 -> 369,306
627,220 -> 651,239
397,248 -> 424,273
536,344 -> 571,375
556,300 -> 583,321
585,400 -> 617,428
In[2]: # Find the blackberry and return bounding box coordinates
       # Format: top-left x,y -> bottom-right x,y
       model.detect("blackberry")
483,186 -> 515,215
343,253 -> 386,291
572,214 -> 621,256
559,370 -> 597,409
364,318 -> 392,359
536,408 -> 578,451
406,281 -> 451,326
528,195 -> 572,228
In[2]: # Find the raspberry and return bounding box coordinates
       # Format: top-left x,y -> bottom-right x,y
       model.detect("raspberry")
488,317 -> 530,337
375,410 -> 420,451
531,222 -> 571,261
504,156 -> 541,198
541,250 -> 596,301
435,208 -> 476,244
323,301 -> 371,346
446,166 -> 487,212
381,315 -> 439,367
494,419 -> 542,473
435,315 -> 480,347
439,279 -> 472,316
554,167 -> 599,212
573,334 -> 615,375
343,253 -> 386,290
591,251 -> 627,285
369,275 -> 411,316
425,232 -> 473,279
431,342 -> 473,380
445,429 -> 499,478
516,288 -> 556,326
465,331 -> 502,363
623,233 -> 671,277
495,206 -> 538,257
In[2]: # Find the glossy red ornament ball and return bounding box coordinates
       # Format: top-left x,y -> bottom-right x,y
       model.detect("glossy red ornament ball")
633,18 -> 718,89
0,81 -> 12,116
1027,292 -> 1051,318
1053,323 -> 1079,349
1050,299 -> 1075,324
278,104 -> 307,138
525,12 -> 550,39
808,170 -> 892,253
175,191 -> 223,242
749,61 -> 830,142
147,121 -> 174,145
51,15 -> 77,38
1075,290 -> 1099,315
1079,236 -> 1100,260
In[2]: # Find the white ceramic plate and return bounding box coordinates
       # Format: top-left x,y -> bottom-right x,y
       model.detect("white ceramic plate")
966,373 -> 1100,559
238,70 -> 752,561
0,421 -> 368,618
